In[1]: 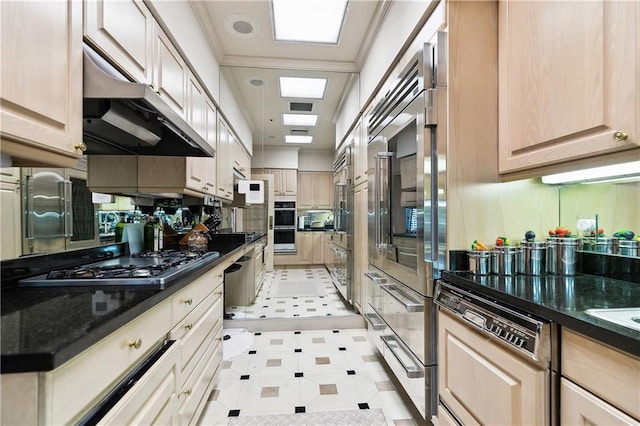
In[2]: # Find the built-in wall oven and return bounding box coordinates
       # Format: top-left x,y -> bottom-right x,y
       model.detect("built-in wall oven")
274,201 -> 296,253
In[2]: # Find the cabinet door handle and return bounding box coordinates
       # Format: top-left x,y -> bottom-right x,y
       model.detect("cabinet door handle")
613,131 -> 628,142
182,389 -> 192,396
185,323 -> 193,330
128,338 -> 142,349
74,142 -> 87,152
183,298 -> 193,305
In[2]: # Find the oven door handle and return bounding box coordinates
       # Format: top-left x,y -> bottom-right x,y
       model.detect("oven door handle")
381,284 -> 424,312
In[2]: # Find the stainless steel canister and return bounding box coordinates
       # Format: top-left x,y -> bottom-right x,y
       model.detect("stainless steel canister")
493,246 -> 521,276
547,237 -> 581,276
618,239 -> 639,257
520,241 -> 547,275
468,250 -> 492,275
582,237 -> 617,254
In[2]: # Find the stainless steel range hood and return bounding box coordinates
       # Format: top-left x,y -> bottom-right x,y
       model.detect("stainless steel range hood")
82,44 -> 215,158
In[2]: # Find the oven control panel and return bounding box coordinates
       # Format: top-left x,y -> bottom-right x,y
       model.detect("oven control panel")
435,280 -> 548,361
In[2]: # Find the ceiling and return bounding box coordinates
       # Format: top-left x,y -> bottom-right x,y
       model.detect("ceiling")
191,0 -> 388,152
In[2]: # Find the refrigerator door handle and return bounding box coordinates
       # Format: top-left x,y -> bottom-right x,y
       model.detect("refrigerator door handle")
375,152 -> 393,248
62,179 -> 73,237
24,174 -> 34,244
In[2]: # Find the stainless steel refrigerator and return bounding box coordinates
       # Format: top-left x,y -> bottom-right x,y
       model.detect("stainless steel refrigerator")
364,33 -> 447,421
21,167 -> 100,255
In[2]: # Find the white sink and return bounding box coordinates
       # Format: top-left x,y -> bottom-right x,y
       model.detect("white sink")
585,308 -> 640,332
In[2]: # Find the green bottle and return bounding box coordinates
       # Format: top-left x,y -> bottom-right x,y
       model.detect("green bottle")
144,218 -> 156,251
114,213 -> 126,242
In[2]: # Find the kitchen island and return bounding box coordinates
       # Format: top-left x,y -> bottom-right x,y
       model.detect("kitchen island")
0,233 -> 264,424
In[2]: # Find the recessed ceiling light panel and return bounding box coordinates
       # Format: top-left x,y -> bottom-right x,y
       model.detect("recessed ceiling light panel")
271,0 -> 348,44
282,114 -> 318,126
285,135 -> 313,144
224,14 -> 259,38
279,77 -> 327,99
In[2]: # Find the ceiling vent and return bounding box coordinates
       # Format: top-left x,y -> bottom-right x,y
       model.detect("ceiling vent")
291,129 -> 308,135
289,102 -> 313,112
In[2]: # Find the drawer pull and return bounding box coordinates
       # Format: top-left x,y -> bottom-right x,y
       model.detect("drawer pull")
182,389 -> 192,396
185,323 -> 193,330
183,298 -> 193,305
128,338 -> 142,349
215,291 -> 223,296
613,131 -> 628,142
216,336 -> 223,342
217,274 -> 223,278
381,284 -> 424,312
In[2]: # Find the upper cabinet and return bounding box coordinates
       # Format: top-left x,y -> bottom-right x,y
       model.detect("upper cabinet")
266,169 -> 297,197
83,0 -> 154,85
216,118 -> 233,201
153,24 -> 187,118
298,172 -> 333,210
498,0 -> 639,176
1,0 -> 84,167
351,121 -> 367,188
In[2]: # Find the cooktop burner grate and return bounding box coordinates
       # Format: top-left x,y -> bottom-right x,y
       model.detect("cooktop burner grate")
19,250 -> 220,288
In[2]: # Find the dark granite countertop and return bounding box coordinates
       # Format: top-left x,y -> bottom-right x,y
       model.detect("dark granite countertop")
441,252 -> 640,357
0,234 -> 265,374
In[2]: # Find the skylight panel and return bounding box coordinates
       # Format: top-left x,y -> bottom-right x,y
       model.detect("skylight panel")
282,114 -> 318,126
279,77 -> 327,99
272,0 -> 348,44
285,135 -> 313,144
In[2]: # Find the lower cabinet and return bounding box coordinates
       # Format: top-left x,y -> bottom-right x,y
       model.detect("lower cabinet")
561,329 -> 640,424
438,309 -> 548,426
1,265 -> 226,425
296,232 -> 325,265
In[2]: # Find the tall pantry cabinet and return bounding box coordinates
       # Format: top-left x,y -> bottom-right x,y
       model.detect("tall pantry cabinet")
0,0 -> 85,167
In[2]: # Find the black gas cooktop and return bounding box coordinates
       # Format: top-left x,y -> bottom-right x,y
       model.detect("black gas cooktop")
18,250 -> 219,288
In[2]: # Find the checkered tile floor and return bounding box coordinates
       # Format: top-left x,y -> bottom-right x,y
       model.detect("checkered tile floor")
225,267 -> 355,319
197,329 -> 420,425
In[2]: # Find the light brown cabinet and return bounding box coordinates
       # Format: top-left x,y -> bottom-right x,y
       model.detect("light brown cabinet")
561,329 -> 640,423
498,0 -> 640,176
297,232 -> 325,265
83,0 -> 154,85
0,168 -> 22,260
216,118 -> 234,200
297,172 -> 333,209
1,0 -> 84,167
266,169 -> 297,197
231,139 -> 251,179
1,266 -> 226,425
438,309 -> 547,426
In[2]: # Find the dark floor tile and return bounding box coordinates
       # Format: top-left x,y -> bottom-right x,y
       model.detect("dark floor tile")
228,409 -> 241,417
254,332 -> 262,336
347,370 -> 356,375
294,348 -> 302,353
333,330 -> 340,333
358,403 -> 370,409
240,375 -> 250,380
248,350 -> 257,355
295,372 -> 304,377
294,331 -> 301,334
295,406 -> 306,413
338,347 -> 346,351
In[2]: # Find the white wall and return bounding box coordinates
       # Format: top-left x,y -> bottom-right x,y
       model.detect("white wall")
360,1 -> 433,108
298,151 -> 333,172
251,147 -> 299,169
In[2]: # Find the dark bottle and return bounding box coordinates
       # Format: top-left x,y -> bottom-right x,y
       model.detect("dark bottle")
114,213 -> 126,242
144,218 -> 156,251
